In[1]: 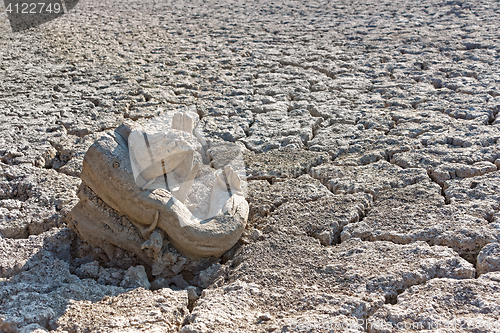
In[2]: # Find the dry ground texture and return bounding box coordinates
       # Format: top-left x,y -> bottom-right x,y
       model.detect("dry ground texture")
1,0 -> 500,332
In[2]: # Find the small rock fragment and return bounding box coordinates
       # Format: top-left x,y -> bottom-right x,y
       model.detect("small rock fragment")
198,263 -> 222,288
186,286 -> 199,311
257,312 -> 273,322
120,265 -> 151,290
75,261 -> 100,279
171,274 -> 189,289
477,243 -> 500,275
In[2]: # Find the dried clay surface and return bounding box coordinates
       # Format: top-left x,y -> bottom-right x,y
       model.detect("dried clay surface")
1,0 -> 500,331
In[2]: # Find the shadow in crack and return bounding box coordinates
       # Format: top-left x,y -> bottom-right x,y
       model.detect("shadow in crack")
0,228 -> 127,331
0,226 -> 215,331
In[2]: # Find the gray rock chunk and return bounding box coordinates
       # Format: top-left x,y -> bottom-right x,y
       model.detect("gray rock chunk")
0,235 -> 44,279
310,160 -> 429,197
120,266 -> 151,290
370,181 -> 445,206
369,277 -> 500,333
422,123 -> 500,148
54,288 -> 188,333
262,193 -> 372,245
171,274 -> 190,290
41,133 -> 105,177
308,123 -> 369,151
252,101 -> 289,114
198,263 -> 223,289
75,261 -> 100,280
309,98 -> 362,125
307,123 -> 383,157
477,243 -> 500,276
357,111 -> 395,134
96,267 -> 125,286
313,101 -> 362,124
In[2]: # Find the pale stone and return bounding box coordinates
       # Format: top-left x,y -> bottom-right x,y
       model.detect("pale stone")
69,114 -> 249,261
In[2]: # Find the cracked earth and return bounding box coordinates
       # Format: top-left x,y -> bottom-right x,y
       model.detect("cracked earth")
1,0 -> 500,332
